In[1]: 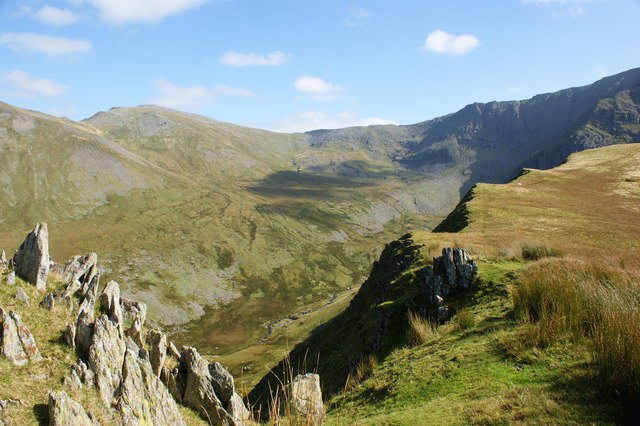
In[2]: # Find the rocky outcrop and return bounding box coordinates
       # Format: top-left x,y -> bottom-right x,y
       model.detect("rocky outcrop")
145,329 -> 166,377
61,253 -> 97,295
99,281 -> 124,338
422,248 -> 478,321
15,287 -> 29,306
0,308 -> 27,366
14,223 -> 49,291
122,298 -> 146,349
178,346 -> 249,425
48,391 -> 94,426
10,311 -> 42,362
5,271 -> 15,286
118,348 -> 185,425
88,315 -> 126,406
290,373 -> 325,425
0,250 -> 7,271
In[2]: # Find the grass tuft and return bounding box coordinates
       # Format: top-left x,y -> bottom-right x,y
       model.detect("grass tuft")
520,242 -> 563,261
407,310 -> 439,347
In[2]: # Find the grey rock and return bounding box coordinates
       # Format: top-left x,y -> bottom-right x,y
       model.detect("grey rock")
125,336 -> 139,354
167,341 -> 181,360
209,361 -> 235,405
10,311 -> 42,362
121,298 -> 147,329
48,390 -> 94,426
41,292 -> 55,310
117,349 -> 185,425
75,296 -> 96,357
14,223 -> 49,291
99,281 -> 123,337
290,373 -> 325,425
229,392 -> 251,424
15,287 -> 30,306
64,322 -> 76,349
0,250 -> 6,270
88,315 -> 126,406
81,273 -> 100,304
167,367 -> 185,404
6,271 -> 15,286
62,253 -> 98,295
64,370 -> 83,390
145,329 -> 167,377
0,308 -> 27,366
68,359 -> 94,389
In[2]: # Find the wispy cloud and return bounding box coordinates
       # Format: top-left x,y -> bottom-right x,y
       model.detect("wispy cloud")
507,86 -> 522,94
422,30 -> 479,56
150,78 -> 257,110
33,6 -> 79,26
84,0 -> 207,24
262,110 -> 398,133
2,70 -> 68,97
0,33 -> 90,57
219,50 -> 289,67
294,76 -> 343,101
344,6 -> 371,26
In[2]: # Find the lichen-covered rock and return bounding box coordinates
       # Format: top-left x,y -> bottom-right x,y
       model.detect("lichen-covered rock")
209,361 -> 235,405
64,322 -> 76,349
75,296 -> 96,357
118,349 -> 185,425
15,287 -> 30,306
63,253 -> 98,296
5,271 -> 15,286
290,373 -> 325,425
145,329 -> 166,377
40,292 -> 55,310
65,359 -> 94,389
99,281 -> 123,337
88,315 -> 126,406
0,308 -> 27,366
0,250 -> 7,271
48,391 -> 94,426
168,341 -> 181,360
10,311 -> 42,362
14,223 -> 49,291
181,346 -> 237,425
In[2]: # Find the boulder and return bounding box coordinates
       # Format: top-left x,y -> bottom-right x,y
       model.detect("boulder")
14,223 -> 49,291
99,281 -> 123,337
5,271 -> 15,286
290,373 -> 325,425
10,311 -> 42,362
64,322 -> 76,349
0,250 -> 6,270
40,293 -> 55,310
145,329 -> 167,377
61,253 -> 98,295
0,308 -> 27,366
48,391 -> 94,426
209,361 -> 235,405
15,287 -> 30,306
88,315 -> 126,406
117,349 -> 186,425
181,346 -> 237,425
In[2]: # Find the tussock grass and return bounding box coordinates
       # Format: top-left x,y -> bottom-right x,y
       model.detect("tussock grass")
514,258 -> 640,401
520,242 -> 563,261
407,310 -> 439,347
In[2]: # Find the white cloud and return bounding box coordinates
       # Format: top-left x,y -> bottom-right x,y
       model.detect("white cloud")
423,30 -> 479,56
344,6 -> 371,26
150,78 -> 257,110
294,76 -> 343,101
219,50 -> 289,67
85,0 -> 207,24
34,6 -> 79,26
262,110 -> 398,133
507,86 -> 522,94
0,33 -> 90,57
2,70 -> 68,97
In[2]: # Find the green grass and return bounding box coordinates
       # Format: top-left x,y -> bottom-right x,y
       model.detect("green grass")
520,242 -> 563,261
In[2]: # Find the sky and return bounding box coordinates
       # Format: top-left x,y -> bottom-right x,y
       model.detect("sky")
0,0 -> 639,133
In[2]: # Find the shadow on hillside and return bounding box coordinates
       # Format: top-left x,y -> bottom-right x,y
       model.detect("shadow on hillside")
248,170 -> 374,199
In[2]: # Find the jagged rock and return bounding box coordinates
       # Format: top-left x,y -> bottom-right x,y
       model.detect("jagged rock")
80,273 -> 100,304
0,250 -> 7,270
181,346 -> 237,425
5,271 -> 15,286
88,315 -> 126,406
75,296 -> 96,357
99,281 -> 123,337
290,373 -> 325,425
168,341 -> 181,360
229,392 -> 251,423
10,311 -> 42,362
166,367 -> 185,404
118,349 -> 186,425
146,329 -> 166,377
0,308 -> 27,366
41,292 -> 55,310
64,370 -> 83,390
65,359 -> 94,389
125,336 -> 139,354
64,322 -> 76,349
48,390 -> 94,426
62,253 -> 98,295
15,287 -> 30,306
121,298 -> 147,329
209,361 -> 235,405
124,318 -> 143,349
14,223 -> 49,291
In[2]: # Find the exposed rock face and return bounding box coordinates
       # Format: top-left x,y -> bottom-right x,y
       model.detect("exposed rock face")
99,281 -> 123,337
0,250 -> 6,271
122,298 -> 146,348
88,315 -> 126,406
15,287 -> 30,306
75,296 -> 96,357
118,349 -> 185,425
179,346 -> 248,424
10,311 -> 42,362
62,253 -> 98,295
5,271 -> 15,286
65,359 -> 95,390
290,373 -> 325,425
0,308 -> 27,366
422,247 -> 478,321
145,329 -> 166,377
14,223 -> 49,291
48,391 -> 94,426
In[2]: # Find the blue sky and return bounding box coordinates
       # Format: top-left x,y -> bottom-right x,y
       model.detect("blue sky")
0,0 -> 639,132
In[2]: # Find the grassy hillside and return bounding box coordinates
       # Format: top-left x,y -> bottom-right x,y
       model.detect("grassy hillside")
249,143 -> 640,423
